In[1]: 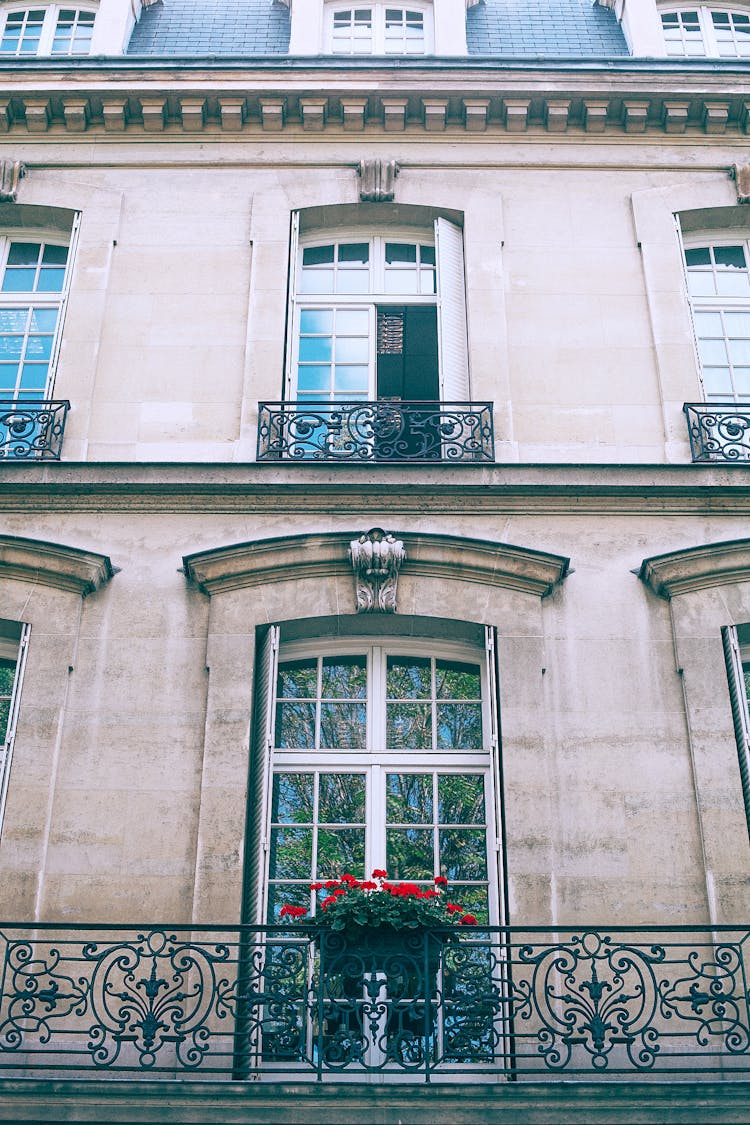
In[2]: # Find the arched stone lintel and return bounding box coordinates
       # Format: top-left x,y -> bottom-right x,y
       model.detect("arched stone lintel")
183,531 -> 570,599
639,538 -> 750,600
0,535 -> 114,597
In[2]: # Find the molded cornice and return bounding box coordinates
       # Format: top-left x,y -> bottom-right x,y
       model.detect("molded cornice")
639,538 -> 750,599
0,534 -> 114,596
183,531 -> 570,598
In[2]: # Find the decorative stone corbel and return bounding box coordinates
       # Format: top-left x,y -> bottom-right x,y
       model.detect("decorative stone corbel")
349,528 -> 405,613
0,160 -> 25,202
731,163 -> 750,204
358,159 -> 399,202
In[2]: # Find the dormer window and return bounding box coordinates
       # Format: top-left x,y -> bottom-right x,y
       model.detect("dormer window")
660,6 -> 750,56
0,4 -> 95,56
326,3 -> 432,54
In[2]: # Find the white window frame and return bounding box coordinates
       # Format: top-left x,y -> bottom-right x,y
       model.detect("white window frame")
0,3 -> 97,55
0,622 -> 29,838
723,624 -> 750,840
261,635 -> 502,928
324,1 -> 434,54
681,231 -> 750,404
0,225 -> 76,402
659,4 -> 750,56
286,217 -> 469,406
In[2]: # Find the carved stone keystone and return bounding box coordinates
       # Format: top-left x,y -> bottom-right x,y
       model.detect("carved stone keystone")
358,159 -> 399,202
349,528 -> 405,613
0,160 -> 25,202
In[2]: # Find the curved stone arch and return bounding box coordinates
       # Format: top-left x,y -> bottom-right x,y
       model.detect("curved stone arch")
183,530 -> 569,602
0,534 -> 114,598
639,537 -> 750,601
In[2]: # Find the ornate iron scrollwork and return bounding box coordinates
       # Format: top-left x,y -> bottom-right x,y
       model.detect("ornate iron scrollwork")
684,402 -> 750,462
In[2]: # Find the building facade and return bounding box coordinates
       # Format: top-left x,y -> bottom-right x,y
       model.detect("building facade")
0,0 -> 750,1119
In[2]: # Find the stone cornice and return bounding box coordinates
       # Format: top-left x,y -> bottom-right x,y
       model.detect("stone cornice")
1,61 -> 750,136
1,463 -> 750,515
0,534 -> 114,596
183,531 -> 570,599
639,538 -> 750,598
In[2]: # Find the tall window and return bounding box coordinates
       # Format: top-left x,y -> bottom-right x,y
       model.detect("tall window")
258,637 -> 500,927
660,6 -> 750,56
326,3 -> 432,54
0,236 -> 70,403
723,624 -> 750,839
288,219 -> 469,408
0,620 -> 28,836
0,5 -> 95,54
683,238 -> 750,404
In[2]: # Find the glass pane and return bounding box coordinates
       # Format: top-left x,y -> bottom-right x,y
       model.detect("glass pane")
7,243 -> 40,266
733,367 -> 750,394
19,364 -> 48,389
336,308 -> 369,334
684,247 -> 711,267
321,655 -> 366,699
277,659 -> 317,699
714,245 -> 746,269
298,336 -> 332,362
1,268 -> 35,293
384,269 -> 417,295
30,308 -> 58,332
386,826 -> 433,879
267,882 -> 309,922
0,308 -> 28,332
42,245 -> 68,265
716,271 -> 750,297
687,272 -> 715,297
703,367 -> 733,394
275,701 -> 316,748
728,338 -> 750,364
0,698 -> 9,743
724,311 -> 750,336
386,773 -> 433,824
0,337 -> 22,360
698,338 -> 728,365
437,703 -> 483,749
438,774 -> 485,824
448,885 -> 489,924
269,826 -> 313,879
336,269 -> 370,295
303,246 -> 335,266
387,701 -> 431,749
338,243 -> 369,264
299,308 -> 333,334
272,773 -> 314,823
387,655 -> 431,698
693,311 -> 723,334
317,828 -> 366,877
385,243 -> 417,264
436,659 -> 481,700
297,366 -> 331,393
320,702 -> 366,749
334,365 -> 368,392
318,772 -> 366,822
299,269 -> 334,294
36,268 -> 65,293
334,336 -> 368,363
439,829 -> 488,881
25,335 -> 53,360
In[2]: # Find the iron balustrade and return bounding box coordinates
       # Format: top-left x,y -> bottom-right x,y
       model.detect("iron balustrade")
1,923 -> 750,1081
0,399 -> 69,460
683,402 -> 750,463
256,401 -> 495,462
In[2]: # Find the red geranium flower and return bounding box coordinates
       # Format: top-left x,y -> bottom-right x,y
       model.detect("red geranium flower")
447,903 -> 463,914
279,904 -> 307,919
372,869 -> 388,879
310,882 -> 324,891
340,874 -> 360,886
324,880 -> 340,889
320,895 -> 338,910
460,914 -> 478,926
361,880 -> 378,890
434,876 -> 448,886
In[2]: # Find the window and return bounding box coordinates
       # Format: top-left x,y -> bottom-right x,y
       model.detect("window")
723,624 -> 750,839
288,219 -> 468,409
326,3 -> 432,54
660,6 -> 750,56
253,633 -> 501,928
683,238 -> 750,404
0,235 -> 70,403
0,620 -> 28,836
0,4 -> 95,56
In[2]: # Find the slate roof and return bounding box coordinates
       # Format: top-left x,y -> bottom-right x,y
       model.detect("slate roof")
127,0 -> 628,58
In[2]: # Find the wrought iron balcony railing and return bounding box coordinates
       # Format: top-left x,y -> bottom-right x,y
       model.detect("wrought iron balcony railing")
0,399 -> 69,460
1,922 -> 750,1081
684,402 -> 750,463
257,400 -> 495,462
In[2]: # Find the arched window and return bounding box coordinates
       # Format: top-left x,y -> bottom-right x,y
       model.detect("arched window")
253,630 -> 502,928
0,4 -> 96,55
660,5 -> 750,56
326,2 -> 433,54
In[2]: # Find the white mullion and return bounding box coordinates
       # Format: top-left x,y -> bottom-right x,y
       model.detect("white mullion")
314,655 -> 322,751
311,770 -> 320,885
433,771 -> 440,880
430,655 -> 438,753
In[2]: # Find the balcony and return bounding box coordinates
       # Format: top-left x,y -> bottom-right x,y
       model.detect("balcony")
684,402 -> 750,463
0,399 -> 69,461
1,922 -> 749,1083
256,401 -> 494,463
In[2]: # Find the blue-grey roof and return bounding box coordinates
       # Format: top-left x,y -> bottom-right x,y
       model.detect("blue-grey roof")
467,0 -> 628,56
127,0 -> 628,58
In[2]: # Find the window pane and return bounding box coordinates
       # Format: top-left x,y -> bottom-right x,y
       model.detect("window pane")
336,309 -> 369,334
317,827 -> 366,877
297,366 -> 331,393
272,772 -> 314,823
321,655 -> 367,699
269,826 -> 313,879
387,772 -> 433,824
685,247 -> 711,267
276,701 -> 316,748
338,243 -> 369,264
437,703 -> 483,749
387,826 -> 433,879
438,774 -> 485,824
36,268 -> 66,293
0,698 -> 10,744
334,365 -> 368,393
299,308 -> 333,334
715,245 -> 747,269
318,772 -> 366,822
19,364 -> 48,389
30,308 -> 58,332
320,702 -> 366,749
277,658 -> 317,698
436,659 -> 481,700
334,336 -> 368,363
386,701 -> 431,749
440,829 -> 488,881
385,243 -> 417,264
387,655 -> 431,698
267,883 -> 309,922
298,336 -> 332,363
303,245 -> 335,266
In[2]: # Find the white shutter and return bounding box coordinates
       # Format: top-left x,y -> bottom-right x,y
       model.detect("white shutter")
435,216 -> 470,402
242,623 -> 280,925
0,623 -> 30,837
723,625 -> 750,840
484,624 -> 507,927
282,212 -> 300,401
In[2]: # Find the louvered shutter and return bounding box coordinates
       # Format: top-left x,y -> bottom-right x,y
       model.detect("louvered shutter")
282,212 -> 300,401
435,216 -> 470,402
242,624 -> 279,925
484,624 -> 507,927
723,626 -> 750,841
0,623 -> 29,836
